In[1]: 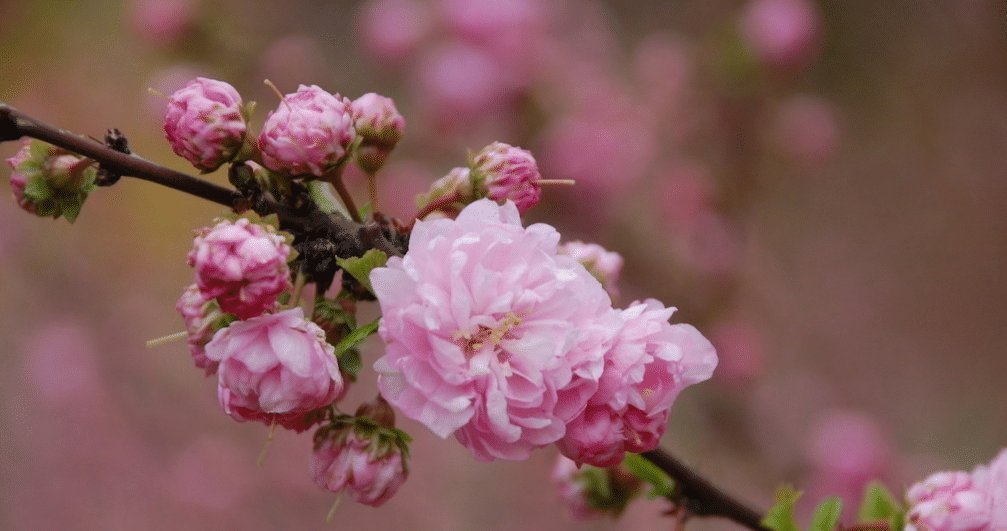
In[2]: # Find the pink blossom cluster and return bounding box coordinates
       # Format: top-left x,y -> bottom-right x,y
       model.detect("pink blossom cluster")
163,77 -> 247,172
906,449 -> 1007,530
371,200 -> 716,464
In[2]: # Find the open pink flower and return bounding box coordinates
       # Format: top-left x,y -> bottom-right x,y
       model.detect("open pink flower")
558,300 -> 717,467
906,471 -> 991,531
163,77 -> 247,172
187,218 -> 291,319
205,308 -> 342,431
258,85 -> 355,177
311,431 -> 408,507
371,199 -> 620,461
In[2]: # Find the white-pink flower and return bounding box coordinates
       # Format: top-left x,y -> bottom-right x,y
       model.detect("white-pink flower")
470,142 -> 542,213
558,299 -> 717,467
258,85 -> 356,177
311,432 -> 408,507
163,77 -> 247,172
559,241 -> 624,299
906,471 -> 991,531
205,308 -> 342,431
187,218 -> 291,320
371,199 -> 620,461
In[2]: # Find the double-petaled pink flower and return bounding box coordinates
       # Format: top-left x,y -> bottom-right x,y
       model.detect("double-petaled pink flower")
906,449 -> 1007,530
163,77 -> 247,172
205,308 -> 342,431
558,300 -> 717,467
187,218 -> 291,319
371,199 -> 619,461
258,85 -> 356,177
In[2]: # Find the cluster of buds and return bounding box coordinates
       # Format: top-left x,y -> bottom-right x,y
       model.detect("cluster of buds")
5,140 -> 96,222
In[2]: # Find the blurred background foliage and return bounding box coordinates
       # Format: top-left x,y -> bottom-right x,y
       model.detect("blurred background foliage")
1,0 -> 1005,528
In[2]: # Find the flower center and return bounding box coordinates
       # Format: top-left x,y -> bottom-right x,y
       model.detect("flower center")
454,312 -> 522,356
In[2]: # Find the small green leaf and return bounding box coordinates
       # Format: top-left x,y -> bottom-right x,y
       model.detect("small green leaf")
858,482 -> 904,529
337,349 -> 362,381
333,319 -> 380,357
337,249 -> 388,295
762,485 -> 802,531
22,175 -> 50,202
810,497 -> 843,531
622,453 -> 675,498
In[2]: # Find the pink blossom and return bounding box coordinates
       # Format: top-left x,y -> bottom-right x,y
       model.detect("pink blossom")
357,0 -> 431,64
470,142 -> 542,213
558,241 -> 623,299
739,0 -> 820,69
558,300 -> 717,466
205,308 -> 342,431
414,43 -> 510,127
258,85 -> 356,178
973,450 -> 1007,528
906,471 -> 992,531
175,284 -> 229,375
352,93 -> 406,173
187,218 -> 291,319
6,141 -> 34,213
163,77 -> 247,172
371,199 -> 620,461
551,455 -> 603,520
311,432 -> 408,507
128,0 -> 195,47
774,95 -> 840,163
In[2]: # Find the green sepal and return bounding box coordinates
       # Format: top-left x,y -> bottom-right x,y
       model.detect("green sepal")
622,453 -> 675,499
809,497 -> 843,531
333,318 -> 380,357
22,174 -> 51,202
337,249 -> 388,295
337,349 -> 362,381
857,482 -> 904,529
762,485 -> 802,531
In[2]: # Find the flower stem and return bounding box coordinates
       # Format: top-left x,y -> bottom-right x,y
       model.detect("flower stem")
367,171 -> 378,214
145,330 -> 189,348
327,172 -> 362,223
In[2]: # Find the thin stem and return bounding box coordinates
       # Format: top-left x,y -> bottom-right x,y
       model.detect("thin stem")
289,270 -> 307,310
327,173 -> 362,223
367,171 -> 378,213
412,191 -> 461,223
641,449 -> 766,530
538,179 -> 576,186
145,331 -> 189,348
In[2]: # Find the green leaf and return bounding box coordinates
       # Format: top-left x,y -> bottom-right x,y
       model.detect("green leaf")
762,485 -> 802,531
857,482 -> 904,529
337,249 -> 388,295
809,497 -> 843,531
337,348 -> 362,381
333,318 -> 380,357
22,175 -> 50,202
622,453 -> 675,498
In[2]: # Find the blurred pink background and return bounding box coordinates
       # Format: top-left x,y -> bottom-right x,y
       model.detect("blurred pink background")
1,1 -> 1006,529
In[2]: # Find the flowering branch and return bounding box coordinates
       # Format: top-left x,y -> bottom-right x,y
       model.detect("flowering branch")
0,103 -> 402,260
642,448 -> 766,529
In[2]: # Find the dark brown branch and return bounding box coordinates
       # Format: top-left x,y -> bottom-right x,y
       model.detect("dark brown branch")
0,103 -> 403,260
642,449 -> 766,529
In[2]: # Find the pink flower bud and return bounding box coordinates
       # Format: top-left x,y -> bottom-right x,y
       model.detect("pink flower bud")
175,284 -> 234,375
258,85 -> 356,178
6,141 -> 34,213
551,455 -> 604,520
352,93 -> 405,173
415,166 -> 475,215
310,431 -> 408,507
739,0 -> 820,69
559,241 -> 624,299
470,142 -> 541,213
163,77 -> 247,172
205,308 -> 343,431
187,218 -> 291,320
128,0 -> 195,47
906,471 -> 992,530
